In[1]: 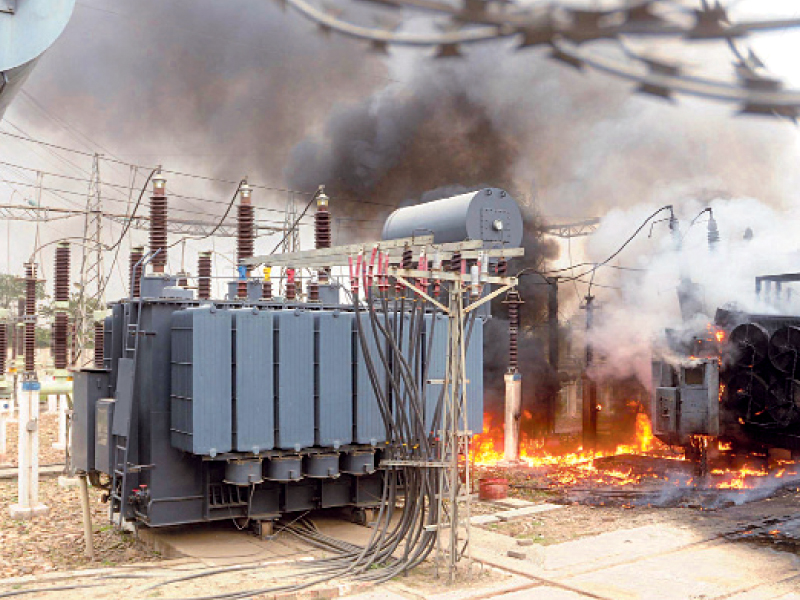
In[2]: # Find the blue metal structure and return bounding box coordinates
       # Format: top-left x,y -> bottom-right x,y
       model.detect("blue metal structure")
0,0 -> 75,119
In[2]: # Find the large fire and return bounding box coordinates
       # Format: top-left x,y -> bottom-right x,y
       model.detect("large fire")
470,409 -> 799,493
471,410 -> 666,468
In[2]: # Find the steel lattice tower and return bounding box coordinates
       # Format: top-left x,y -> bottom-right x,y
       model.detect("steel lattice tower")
74,153 -> 104,365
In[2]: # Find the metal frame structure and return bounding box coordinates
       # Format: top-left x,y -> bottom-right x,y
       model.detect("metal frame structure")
246,236 -> 521,580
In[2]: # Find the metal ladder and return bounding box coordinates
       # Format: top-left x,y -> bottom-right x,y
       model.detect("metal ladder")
109,250 -> 159,526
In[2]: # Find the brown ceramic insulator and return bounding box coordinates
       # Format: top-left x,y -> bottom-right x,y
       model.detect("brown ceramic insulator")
285,281 -> 296,301
197,252 -> 212,300
237,203 -> 254,271
10,319 -> 16,360
53,243 -> 70,370
24,264 -> 36,373
150,186 -> 168,273
262,280 -> 272,301
177,272 -> 189,287
506,290 -> 521,372
54,312 -> 69,370
93,319 -> 104,369
315,206 -> 331,282
307,281 -> 319,302
129,246 -> 144,297
15,324 -> 23,359
70,321 -> 78,366
450,252 -> 462,272
0,319 -> 6,375
396,245 -> 413,293
496,258 -> 508,277
54,243 -> 70,303
237,281 -> 248,300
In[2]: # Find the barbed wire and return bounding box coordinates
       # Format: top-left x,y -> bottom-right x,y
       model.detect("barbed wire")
283,0 -> 800,117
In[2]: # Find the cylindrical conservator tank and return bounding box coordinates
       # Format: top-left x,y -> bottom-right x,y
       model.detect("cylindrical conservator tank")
0,1 -> 75,120
381,188 -> 524,249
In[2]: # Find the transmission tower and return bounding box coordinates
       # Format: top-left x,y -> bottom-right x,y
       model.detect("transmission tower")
280,192 -> 301,296
75,153 -> 104,365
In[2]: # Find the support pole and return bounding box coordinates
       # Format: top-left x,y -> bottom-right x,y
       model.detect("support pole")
79,473 -> 94,559
582,294 -> 598,452
503,372 -> 521,461
53,395 -> 67,450
9,379 -> 48,519
547,277 -> 559,435
0,402 -> 7,456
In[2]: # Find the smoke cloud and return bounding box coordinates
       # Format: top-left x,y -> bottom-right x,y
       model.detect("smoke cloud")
583,196 -> 800,388
6,2 -> 800,413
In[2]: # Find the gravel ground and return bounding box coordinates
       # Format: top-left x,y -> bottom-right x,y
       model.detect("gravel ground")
1,411 -> 67,468
0,410 -> 159,577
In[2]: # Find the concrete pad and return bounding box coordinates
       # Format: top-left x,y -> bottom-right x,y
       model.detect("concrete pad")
563,542 -> 800,600
470,526 -> 546,573
471,514 -> 500,525
494,504 -> 563,522
139,523 -> 314,564
541,525 -> 708,575
493,587 -> 591,600
344,591 -> 409,600
490,498 -> 536,509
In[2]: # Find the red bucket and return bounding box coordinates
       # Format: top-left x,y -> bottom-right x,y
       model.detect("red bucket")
478,477 -> 509,501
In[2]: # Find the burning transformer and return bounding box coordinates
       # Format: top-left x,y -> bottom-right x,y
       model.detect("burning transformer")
652,273 -> 800,457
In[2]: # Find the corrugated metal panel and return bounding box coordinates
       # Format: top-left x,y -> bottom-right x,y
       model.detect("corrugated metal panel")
234,309 -> 274,453
354,312 -> 387,445
465,317 -> 484,435
316,311 -> 353,448
276,310 -> 314,450
424,313 -> 448,434
170,307 -> 232,456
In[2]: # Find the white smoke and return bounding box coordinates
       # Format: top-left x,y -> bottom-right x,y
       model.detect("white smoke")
583,196 -> 800,386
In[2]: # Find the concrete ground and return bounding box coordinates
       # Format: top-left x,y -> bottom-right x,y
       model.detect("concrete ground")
2,492 -> 798,600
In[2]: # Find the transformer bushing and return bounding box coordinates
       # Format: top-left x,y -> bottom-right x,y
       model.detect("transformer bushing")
0,309 -> 9,400
149,174 -> 168,274
262,267 -> 273,301
197,252 -> 212,300
24,263 -> 36,374
307,280 -> 320,302
504,289 -> 522,373
53,242 -> 70,371
237,182 -> 254,299
314,186 -> 331,282
176,272 -> 189,288
129,246 -> 144,298
0,316 -> 6,376
397,244 -> 413,293
93,321 -> 104,369
285,268 -> 297,301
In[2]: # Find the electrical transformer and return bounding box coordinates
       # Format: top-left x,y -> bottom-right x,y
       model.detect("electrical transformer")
70,187 -> 523,530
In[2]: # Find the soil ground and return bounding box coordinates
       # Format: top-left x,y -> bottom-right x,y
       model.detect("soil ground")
0,415 -> 797,598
